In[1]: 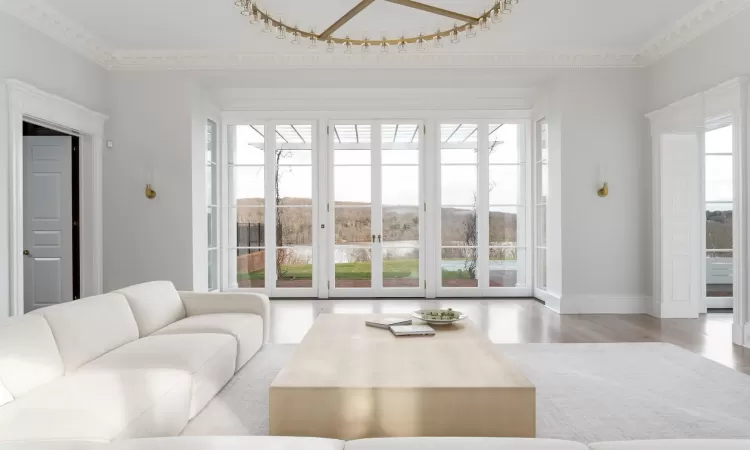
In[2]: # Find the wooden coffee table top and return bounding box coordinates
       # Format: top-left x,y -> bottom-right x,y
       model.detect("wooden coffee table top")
271,314 -> 534,390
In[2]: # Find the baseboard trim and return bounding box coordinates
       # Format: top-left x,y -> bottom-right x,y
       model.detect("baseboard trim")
535,290 -> 561,313
741,323 -> 750,348
559,295 -> 649,314
656,302 -> 700,319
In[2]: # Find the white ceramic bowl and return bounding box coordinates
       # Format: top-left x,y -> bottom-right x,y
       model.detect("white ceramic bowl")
411,309 -> 467,325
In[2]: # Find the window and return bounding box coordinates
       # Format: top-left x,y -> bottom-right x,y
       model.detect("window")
274,124 -> 314,289
219,117 -> 530,298
228,124 -> 266,289
440,123 -> 479,288
705,122 -> 733,301
534,120 -> 548,291
488,123 -> 526,288
206,119 -> 219,291
438,122 -> 528,291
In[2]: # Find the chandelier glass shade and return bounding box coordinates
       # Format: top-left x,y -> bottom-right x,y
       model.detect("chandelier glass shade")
235,0 -> 520,52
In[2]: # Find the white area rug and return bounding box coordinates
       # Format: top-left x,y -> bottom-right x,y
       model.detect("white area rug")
182,343 -> 750,443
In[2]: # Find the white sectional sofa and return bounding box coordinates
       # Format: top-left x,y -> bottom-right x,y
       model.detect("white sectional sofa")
1,282 -> 747,450
0,281 -> 269,443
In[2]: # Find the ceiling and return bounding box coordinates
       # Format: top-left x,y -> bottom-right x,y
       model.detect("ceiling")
3,0 -> 747,69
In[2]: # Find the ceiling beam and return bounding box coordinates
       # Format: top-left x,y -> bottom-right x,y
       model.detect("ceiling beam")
385,0 -> 478,23
319,0 -> 378,39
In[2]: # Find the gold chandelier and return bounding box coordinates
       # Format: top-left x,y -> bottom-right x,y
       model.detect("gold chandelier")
235,0 -> 520,53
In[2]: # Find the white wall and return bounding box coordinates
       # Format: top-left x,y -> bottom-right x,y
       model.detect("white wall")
103,73 -> 199,291
0,11 -> 106,318
102,67 -> 651,308
557,70 -> 651,312
648,8 -> 750,110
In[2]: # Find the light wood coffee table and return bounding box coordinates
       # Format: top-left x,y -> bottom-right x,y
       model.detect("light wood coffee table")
269,314 -> 535,440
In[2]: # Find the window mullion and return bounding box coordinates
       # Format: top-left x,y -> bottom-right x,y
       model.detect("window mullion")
265,123 -> 276,293
477,120 -> 490,290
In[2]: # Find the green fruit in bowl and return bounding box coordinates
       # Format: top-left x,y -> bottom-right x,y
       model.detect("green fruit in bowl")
421,308 -> 458,320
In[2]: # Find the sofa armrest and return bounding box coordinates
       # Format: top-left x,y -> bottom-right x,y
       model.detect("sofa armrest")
177,292 -> 271,343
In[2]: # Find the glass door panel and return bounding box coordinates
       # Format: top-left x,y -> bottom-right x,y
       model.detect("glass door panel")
381,123 -> 422,290
274,124 -> 314,290
332,123 -> 373,289
705,122 -> 734,307
440,124 -> 479,288
437,121 -> 529,296
227,125 -> 266,290
329,121 -> 423,296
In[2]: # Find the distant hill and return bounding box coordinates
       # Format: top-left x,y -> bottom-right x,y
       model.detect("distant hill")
234,197 -> 518,246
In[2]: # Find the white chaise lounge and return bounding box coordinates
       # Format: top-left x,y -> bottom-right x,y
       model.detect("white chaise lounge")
0,281 -> 269,443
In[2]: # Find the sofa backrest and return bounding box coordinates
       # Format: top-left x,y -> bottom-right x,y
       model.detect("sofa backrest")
115,281 -> 186,337
0,314 -> 65,403
31,293 -> 139,372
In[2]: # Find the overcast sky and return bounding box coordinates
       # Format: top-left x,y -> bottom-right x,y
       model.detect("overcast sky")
231,124 -> 523,212
228,122 -> 733,211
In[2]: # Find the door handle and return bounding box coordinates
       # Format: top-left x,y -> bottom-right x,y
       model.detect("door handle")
377,235 -> 382,243
372,235 -> 376,243
23,250 -> 30,256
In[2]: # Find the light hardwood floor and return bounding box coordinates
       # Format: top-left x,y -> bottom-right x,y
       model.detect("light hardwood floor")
269,299 -> 750,375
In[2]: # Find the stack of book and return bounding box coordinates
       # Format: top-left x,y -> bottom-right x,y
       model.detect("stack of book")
365,318 -> 435,336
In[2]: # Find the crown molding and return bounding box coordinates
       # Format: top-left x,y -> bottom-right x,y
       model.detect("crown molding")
106,51 -> 644,70
638,0 -> 750,64
1,0 -> 747,70
0,0 -> 115,68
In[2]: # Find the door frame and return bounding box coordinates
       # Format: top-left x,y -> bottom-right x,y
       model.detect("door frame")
221,110 -> 533,299
327,119 -> 427,298
7,79 -> 108,316
434,118 -> 534,298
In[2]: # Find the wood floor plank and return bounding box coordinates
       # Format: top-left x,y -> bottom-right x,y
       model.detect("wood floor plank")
268,299 -> 749,374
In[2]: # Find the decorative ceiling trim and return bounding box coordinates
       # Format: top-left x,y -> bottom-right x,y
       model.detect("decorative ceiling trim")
0,0 -> 115,68
106,51 -> 643,70
638,0 -> 750,64
1,0 -> 747,70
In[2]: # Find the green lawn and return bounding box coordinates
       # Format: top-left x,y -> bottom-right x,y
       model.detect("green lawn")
238,258 -> 486,281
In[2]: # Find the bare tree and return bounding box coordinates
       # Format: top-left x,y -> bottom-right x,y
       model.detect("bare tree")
275,148 -> 292,280
462,194 -> 478,278
460,134 -> 500,278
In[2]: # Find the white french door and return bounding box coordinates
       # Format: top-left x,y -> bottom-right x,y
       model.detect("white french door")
327,121 -> 425,297
222,115 -> 532,299
436,121 -> 531,297
225,121 -> 319,298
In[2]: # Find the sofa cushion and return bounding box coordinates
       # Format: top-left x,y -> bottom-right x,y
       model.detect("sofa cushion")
81,334 -> 236,419
109,436 -> 345,450
0,315 -> 64,400
116,282 -> 186,337
346,438 -> 588,450
0,369 -> 190,443
0,443 -> 104,450
30,293 -> 138,372
153,314 -> 263,369
590,441 -> 750,450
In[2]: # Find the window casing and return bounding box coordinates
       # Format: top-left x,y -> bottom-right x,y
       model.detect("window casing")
534,120 -> 548,291
207,119 -> 219,291
218,116 -> 532,298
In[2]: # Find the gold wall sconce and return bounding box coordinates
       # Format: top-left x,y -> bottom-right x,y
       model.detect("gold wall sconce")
597,182 -> 609,198
145,184 -> 157,199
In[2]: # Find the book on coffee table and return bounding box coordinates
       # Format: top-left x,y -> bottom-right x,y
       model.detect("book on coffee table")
365,317 -> 412,329
390,324 -> 436,336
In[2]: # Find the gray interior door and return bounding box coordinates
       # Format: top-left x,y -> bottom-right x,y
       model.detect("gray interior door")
23,135 -> 73,312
